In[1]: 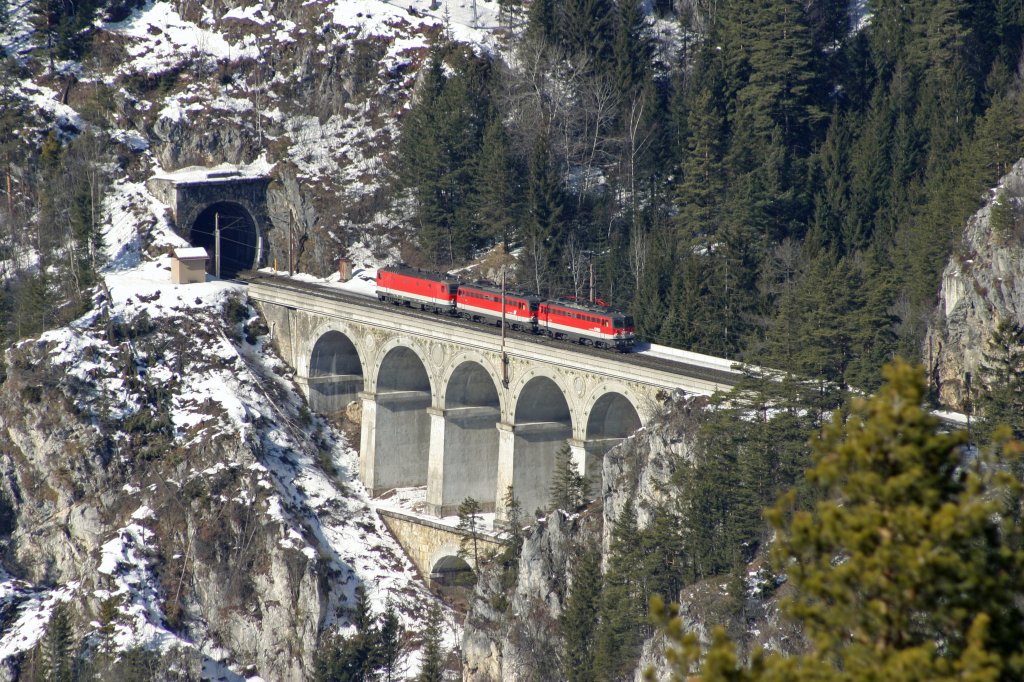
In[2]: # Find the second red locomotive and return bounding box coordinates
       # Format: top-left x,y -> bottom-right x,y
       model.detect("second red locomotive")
375,266 -> 635,351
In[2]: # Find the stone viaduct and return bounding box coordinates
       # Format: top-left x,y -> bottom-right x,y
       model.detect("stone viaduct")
247,274 -> 741,525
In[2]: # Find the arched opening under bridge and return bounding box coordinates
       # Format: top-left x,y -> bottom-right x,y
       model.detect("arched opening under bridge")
427,361 -> 501,516
307,331 -> 364,416
362,346 -> 433,494
503,376 -> 572,516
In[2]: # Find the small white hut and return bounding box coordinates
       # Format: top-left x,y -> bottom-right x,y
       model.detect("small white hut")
171,247 -> 209,284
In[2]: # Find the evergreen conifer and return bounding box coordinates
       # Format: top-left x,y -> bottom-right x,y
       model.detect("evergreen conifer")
652,360 -> 1024,681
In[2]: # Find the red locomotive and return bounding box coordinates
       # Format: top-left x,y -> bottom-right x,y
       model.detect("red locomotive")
375,266 -> 635,351
538,300 -> 635,350
376,267 -> 459,314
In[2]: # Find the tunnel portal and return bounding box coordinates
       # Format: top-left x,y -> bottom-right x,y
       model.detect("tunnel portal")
146,164 -> 271,279
190,201 -> 259,278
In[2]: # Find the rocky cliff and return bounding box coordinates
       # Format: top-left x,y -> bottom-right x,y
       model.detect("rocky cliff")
0,276 -> 428,679
462,399 -> 802,681
926,159 -> 1024,408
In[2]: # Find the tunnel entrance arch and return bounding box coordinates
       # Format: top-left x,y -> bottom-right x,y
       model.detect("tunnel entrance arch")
308,331 -> 364,416
190,201 -> 259,278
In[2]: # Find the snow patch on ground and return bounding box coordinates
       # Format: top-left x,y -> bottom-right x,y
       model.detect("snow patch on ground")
106,3 -> 260,76
849,0 -> 872,33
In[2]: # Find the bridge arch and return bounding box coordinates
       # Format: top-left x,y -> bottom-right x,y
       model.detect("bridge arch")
584,390 -> 643,440
306,330 -> 365,415
438,350 -> 506,412
514,374 -> 573,427
377,345 -> 432,394
428,543 -> 474,585
189,201 -> 259,278
498,375 -> 574,517
360,344 -> 434,495
575,389 -> 644,489
426,359 -> 503,516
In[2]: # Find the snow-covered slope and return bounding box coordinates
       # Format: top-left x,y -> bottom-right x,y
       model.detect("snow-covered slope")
0,177 -> 449,679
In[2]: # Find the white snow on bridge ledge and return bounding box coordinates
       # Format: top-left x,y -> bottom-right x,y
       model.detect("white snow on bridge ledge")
632,341 -> 743,373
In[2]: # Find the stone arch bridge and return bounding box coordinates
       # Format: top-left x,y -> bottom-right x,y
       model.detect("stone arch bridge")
248,274 -> 741,524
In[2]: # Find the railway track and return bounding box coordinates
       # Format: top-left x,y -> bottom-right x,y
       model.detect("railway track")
238,270 -> 743,389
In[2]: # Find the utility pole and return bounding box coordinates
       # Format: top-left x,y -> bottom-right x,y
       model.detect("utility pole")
589,258 -> 594,303
288,211 -> 293,276
501,265 -> 509,388
214,212 -> 221,279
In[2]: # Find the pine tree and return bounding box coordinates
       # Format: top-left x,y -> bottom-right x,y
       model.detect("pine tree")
471,117 -> 519,249
351,584 -> 374,634
674,84 -> 726,242
36,602 -> 74,682
561,0 -> 615,67
525,0 -> 557,45
312,587 -> 378,682
612,0 -> 649,101
593,501 -> 645,681
652,360 -> 1024,681
457,497 -> 483,569
549,443 -> 589,511
560,544 -> 602,682
96,594 -> 121,658
417,604 -> 446,682
522,134 -> 564,295
978,319 -> 1024,444
376,604 -> 403,682
727,0 -> 823,146
501,485 -> 525,562
397,45 -> 492,267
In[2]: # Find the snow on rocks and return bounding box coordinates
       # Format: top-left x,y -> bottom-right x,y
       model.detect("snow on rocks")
105,3 -> 259,76
0,579 -> 79,661
6,174 -> 433,672
95,523 -> 179,652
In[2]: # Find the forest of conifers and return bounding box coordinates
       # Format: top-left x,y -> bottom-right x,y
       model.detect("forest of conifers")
396,0 -> 1024,396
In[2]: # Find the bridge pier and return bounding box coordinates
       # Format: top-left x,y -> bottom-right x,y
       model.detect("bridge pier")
426,406 -> 500,517
359,390 -> 432,495
303,374 -> 364,415
496,421 -> 572,523
569,437 -> 624,492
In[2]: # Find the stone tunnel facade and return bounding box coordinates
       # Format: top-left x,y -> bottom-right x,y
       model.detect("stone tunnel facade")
148,167 -> 272,277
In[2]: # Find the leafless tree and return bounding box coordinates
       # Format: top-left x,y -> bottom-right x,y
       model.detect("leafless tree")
566,232 -> 589,301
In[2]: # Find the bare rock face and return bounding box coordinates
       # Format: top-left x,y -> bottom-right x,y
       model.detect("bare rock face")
463,509 -> 599,682
0,307 -> 335,680
602,397 -> 705,558
462,400 -> 703,681
926,158 -> 1024,408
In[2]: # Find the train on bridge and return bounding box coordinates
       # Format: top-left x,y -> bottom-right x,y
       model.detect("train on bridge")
375,266 -> 636,351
